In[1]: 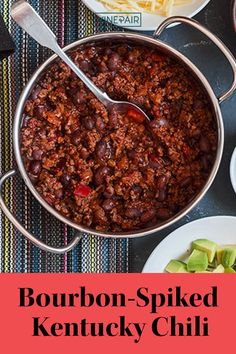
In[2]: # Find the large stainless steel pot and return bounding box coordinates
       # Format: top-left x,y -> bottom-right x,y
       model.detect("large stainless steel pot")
0,17 -> 235,254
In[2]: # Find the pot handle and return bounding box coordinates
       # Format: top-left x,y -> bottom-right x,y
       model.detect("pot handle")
0,170 -> 82,254
153,16 -> 236,104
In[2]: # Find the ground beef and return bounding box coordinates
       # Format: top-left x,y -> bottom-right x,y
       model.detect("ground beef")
20,43 -> 217,232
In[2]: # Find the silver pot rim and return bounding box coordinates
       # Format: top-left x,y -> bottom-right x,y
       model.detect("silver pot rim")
12,30 -> 224,238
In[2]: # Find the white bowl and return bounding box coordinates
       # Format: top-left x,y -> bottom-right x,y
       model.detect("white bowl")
230,147 -> 236,194
82,0 -> 211,31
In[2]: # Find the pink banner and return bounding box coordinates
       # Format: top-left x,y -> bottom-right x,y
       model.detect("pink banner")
0,274 -> 233,353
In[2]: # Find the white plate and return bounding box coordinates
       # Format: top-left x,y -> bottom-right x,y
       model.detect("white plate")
142,216 -> 236,273
82,0 -> 211,31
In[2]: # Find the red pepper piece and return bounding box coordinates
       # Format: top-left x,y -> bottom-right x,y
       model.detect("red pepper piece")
126,108 -> 145,123
183,144 -> 192,160
149,154 -> 161,169
74,183 -> 92,198
150,155 -> 158,162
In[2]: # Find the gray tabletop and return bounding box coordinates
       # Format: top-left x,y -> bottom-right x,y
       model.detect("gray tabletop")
130,0 -> 236,272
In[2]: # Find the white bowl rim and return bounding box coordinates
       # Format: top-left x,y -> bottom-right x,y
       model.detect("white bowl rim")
81,0 -> 211,31
230,147 -> 236,194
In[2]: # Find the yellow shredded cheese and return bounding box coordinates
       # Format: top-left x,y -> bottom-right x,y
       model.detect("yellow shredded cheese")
97,0 -> 195,17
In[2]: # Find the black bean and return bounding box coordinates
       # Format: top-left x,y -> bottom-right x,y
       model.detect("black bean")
108,53 -> 120,71
128,151 -> 143,165
145,216 -> 158,227
28,173 -> 38,184
125,207 -> 141,219
109,71 -> 116,79
156,189 -> 166,202
103,186 -> 114,198
201,155 -> 209,171
31,86 -> 41,100
22,115 -> 30,128
159,78 -> 168,88
206,153 -> 214,162
32,149 -> 43,161
127,150 -> 136,159
118,46 -> 127,56
80,60 -> 96,75
140,209 -> 156,223
107,141 -> 113,159
149,157 -> 161,169
192,129 -> 201,138
82,116 -> 95,130
193,98 -> 204,109
169,203 -> 179,213
80,148 -> 90,160
104,48 -> 112,55
55,189 -> 63,199
29,161 -> 42,175
70,71 -> 78,80
171,99 -> 183,118
145,190 -> 155,199
34,105 -> 45,118
60,173 -> 71,187
80,60 -> 90,72
156,175 -> 167,190
38,128 -> 47,138
99,61 -> 108,73
96,141 -> 107,159
137,155 -> 144,165
132,184 -> 142,195
155,176 -> 167,202
199,136 -> 211,153
179,176 -> 192,188
127,51 -> 135,63
94,166 -> 110,185
149,118 -> 168,129
75,91 -> 86,104
72,129 -> 81,146
156,208 -> 170,220
96,117 -> 105,132
56,157 -> 67,170
102,199 -> 114,211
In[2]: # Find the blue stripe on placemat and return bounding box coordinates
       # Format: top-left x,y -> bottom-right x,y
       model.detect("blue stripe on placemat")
0,0 -> 130,273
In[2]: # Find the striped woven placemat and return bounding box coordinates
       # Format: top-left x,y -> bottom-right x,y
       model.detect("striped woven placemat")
0,0 -> 130,273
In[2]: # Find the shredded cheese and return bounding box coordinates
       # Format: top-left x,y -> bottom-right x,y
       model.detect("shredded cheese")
96,0 -> 195,17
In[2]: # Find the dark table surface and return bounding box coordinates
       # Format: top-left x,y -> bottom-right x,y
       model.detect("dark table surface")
130,0 -> 236,272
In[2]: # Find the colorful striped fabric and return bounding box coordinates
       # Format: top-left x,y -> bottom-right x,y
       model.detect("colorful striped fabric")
0,0 -> 129,273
